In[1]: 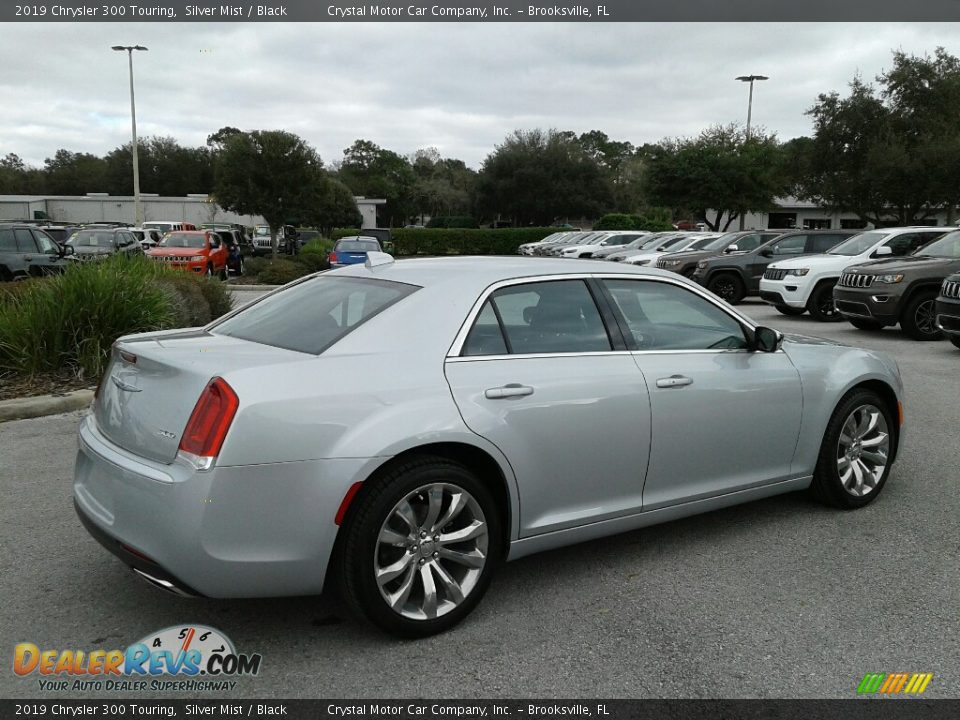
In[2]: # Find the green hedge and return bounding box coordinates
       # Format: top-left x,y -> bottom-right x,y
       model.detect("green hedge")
331,227 -> 564,256
0,256 -> 232,379
426,216 -> 479,229
595,213 -> 676,232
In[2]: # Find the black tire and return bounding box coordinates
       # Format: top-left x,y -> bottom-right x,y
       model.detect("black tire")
336,455 -> 502,638
236,257 -> 244,277
807,282 -> 842,322
849,318 -> 884,331
218,266 -> 228,281
205,264 -> 213,278
950,336 -> 960,350
900,291 -> 943,341
707,273 -> 746,304
810,388 -> 896,509
775,305 -> 806,316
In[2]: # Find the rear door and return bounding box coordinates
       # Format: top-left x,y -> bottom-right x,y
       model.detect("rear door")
0,227 -> 28,279
445,278 -> 652,537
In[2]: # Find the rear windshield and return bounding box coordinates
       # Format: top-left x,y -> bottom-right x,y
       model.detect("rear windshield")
336,239 -> 380,253
211,276 -> 418,354
160,233 -> 206,249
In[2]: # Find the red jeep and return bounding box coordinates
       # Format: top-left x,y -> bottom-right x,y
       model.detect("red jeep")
145,230 -> 229,278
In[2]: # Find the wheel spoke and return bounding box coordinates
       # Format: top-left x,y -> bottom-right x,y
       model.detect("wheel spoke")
379,526 -> 413,547
432,491 -> 467,533
385,563 -> 417,610
855,410 -> 870,437
377,553 -> 414,586
440,519 -> 487,545
420,565 -> 438,618
393,500 -> 419,533
861,432 -> 888,448
856,459 -> 876,486
431,562 -> 465,605
862,410 -> 879,437
850,457 -> 865,494
421,485 -> 444,536
439,546 -> 486,568
860,449 -> 887,466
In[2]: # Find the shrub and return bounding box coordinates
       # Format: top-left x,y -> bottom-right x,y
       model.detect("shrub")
0,256 -> 174,379
195,278 -> 233,319
294,252 -> 329,273
154,274 -> 211,328
426,216 -> 479,229
244,257 -> 269,275
595,212 -> 676,232
256,259 -> 310,285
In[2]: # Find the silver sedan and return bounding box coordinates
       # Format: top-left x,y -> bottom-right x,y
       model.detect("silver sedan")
75,255 -> 904,637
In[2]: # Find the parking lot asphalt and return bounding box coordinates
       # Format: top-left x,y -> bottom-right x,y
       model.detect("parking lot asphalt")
2,298 -> 958,699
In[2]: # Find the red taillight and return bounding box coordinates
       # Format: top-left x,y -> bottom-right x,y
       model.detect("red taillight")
178,377 -> 239,460
328,252 -> 337,263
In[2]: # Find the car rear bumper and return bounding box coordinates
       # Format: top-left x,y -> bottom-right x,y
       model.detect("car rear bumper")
832,287 -> 898,325
936,297 -> 960,338
74,414 -> 363,598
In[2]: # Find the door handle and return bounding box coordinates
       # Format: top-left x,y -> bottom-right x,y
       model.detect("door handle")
484,384 -> 534,399
656,375 -> 693,389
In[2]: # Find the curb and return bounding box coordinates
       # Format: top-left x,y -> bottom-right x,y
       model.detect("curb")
0,389 -> 94,424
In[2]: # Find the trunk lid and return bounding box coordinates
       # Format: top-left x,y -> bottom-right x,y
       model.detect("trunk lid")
94,330 -> 305,463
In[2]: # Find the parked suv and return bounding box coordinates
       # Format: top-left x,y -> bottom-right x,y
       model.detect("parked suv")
692,230 -> 857,304
935,272 -> 960,350
760,227 -> 946,321
67,227 -> 143,262
0,223 -> 74,280
656,230 -> 782,278
146,230 -> 229,278
833,229 -> 960,340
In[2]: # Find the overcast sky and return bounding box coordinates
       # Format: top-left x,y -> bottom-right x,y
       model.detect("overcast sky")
2,22 -> 959,169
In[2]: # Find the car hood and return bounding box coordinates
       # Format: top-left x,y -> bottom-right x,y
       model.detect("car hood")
844,255 -> 960,273
768,253 -> 851,270
148,247 -> 206,256
781,332 -> 845,347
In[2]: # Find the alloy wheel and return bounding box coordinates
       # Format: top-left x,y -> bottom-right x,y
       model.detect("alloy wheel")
835,404 -> 890,497
375,483 -> 489,621
914,299 -> 937,336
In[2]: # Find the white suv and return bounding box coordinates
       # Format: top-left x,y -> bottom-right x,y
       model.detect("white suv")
559,231 -> 649,259
759,227 -> 948,321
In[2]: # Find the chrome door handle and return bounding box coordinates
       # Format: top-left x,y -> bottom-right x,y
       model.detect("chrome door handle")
484,384 -> 534,399
656,375 -> 693,388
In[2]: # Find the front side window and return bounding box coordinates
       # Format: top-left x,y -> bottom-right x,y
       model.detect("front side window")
603,279 -> 748,351
32,230 -> 58,254
734,234 -> 764,253
771,235 -> 807,255
14,229 -> 38,253
465,280 -> 611,356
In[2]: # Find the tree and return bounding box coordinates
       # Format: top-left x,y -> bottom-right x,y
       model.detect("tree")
337,140 -> 417,226
104,137 -> 213,197
214,130 -> 327,258
315,177 -> 361,235
476,129 -> 611,226
43,150 -> 108,195
410,146 -> 477,222
802,48 -> 960,225
645,124 -> 787,231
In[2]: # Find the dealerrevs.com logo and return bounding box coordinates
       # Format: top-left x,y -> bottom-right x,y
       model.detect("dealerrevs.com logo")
857,672 -> 934,695
14,625 -> 262,692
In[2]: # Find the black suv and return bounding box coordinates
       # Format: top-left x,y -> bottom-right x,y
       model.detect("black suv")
0,223 -> 74,281
68,227 -> 143,262
691,230 -> 857,304
656,230 -> 782,278
936,272 -> 960,350
834,229 -> 960,340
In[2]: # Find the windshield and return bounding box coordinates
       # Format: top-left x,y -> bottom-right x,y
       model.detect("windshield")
656,236 -> 689,251
701,232 -> 742,251
159,233 -> 206,249
144,223 -> 174,234
71,230 -> 115,248
213,276 -> 418,354
915,231 -> 960,258
254,226 -> 271,237
828,231 -> 883,256
336,239 -> 380,253
688,236 -> 720,250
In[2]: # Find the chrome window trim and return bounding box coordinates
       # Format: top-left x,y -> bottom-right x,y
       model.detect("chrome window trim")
446,273 -> 759,359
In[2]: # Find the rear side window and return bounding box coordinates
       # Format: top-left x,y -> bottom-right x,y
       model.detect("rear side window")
463,280 -> 611,356
0,229 -> 16,252
14,229 -> 37,253
212,276 -> 418,354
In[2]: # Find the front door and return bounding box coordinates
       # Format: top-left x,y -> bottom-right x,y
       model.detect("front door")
599,277 -> 804,510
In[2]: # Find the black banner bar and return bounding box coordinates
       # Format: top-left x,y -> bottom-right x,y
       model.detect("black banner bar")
3,700 -> 960,720
4,0 -> 960,22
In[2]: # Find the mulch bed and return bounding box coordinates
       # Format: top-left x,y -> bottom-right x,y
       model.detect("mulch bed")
0,372 -> 97,402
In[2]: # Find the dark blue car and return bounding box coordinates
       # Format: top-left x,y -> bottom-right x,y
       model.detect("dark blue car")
329,236 -> 383,268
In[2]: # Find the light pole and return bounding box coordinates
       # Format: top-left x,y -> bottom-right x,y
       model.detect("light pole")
735,74 -> 768,228
112,45 -> 148,226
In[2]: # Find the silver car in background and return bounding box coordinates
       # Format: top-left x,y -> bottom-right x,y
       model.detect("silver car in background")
75,255 -> 905,637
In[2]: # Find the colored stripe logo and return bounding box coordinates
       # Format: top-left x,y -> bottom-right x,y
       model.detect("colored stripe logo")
857,673 -> 933,695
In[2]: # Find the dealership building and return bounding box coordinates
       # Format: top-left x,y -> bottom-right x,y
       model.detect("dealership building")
0,193 -> 385,229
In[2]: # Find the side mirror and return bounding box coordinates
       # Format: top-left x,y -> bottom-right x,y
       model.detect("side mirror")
752,326 -> 783,353
873,245 -> 893,257
725,244 -> 739,253
760,248 -> 773,258
60,245 -> 75,257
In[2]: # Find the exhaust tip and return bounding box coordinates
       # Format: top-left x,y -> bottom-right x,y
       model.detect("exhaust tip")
131,567 -> 197,598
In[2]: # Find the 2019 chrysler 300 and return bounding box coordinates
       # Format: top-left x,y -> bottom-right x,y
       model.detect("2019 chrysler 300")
74,254 -> 905,637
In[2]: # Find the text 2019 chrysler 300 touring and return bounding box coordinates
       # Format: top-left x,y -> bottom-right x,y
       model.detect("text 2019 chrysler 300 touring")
74,254 -> 904,636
